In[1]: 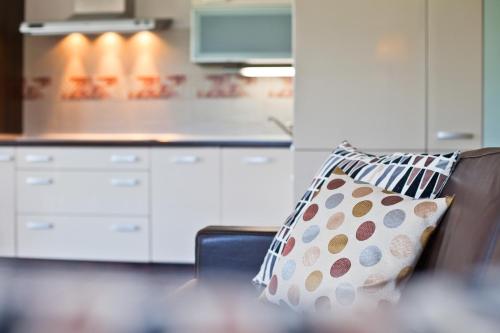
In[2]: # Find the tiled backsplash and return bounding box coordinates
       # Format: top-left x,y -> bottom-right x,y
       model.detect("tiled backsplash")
23,28 -> 293,136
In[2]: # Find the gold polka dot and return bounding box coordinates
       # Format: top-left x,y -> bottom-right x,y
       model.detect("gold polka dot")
382,189 -> 396,194
287,284 -> 301,306
420,226 -> 435,246
446,195 -> 454,206
390,235 -> 414,259
327,212 -> 345,230
333,167 -> 346,175
352,187 -> 374,198
396,266 -> 413,286
305,271 -> 323,292
352,200 -> 373,217
328,234 -> 348,254
360,274 -> 388,293
414,201 -> 438,218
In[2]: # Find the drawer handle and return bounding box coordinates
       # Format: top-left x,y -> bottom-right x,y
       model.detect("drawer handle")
26,177 -> 53,186
242,156 -> 272,165
110,224 -> 140,232
110,178 -> 139,187
0,154 -> 13,162
110,155 -> 139,163
26,222 -> 54,230
436,131 -> 474,140
172,156 -> 200,164
25,155 -> 52,163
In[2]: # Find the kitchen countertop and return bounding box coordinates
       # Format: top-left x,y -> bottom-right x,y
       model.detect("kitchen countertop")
0,133 -> 293,148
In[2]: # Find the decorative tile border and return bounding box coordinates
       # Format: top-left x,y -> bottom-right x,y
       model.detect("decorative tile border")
128,75 -> 186,100
23,76 -> 52,100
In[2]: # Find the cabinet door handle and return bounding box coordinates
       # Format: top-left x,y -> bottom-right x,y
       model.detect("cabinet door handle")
0,154 -> 13,162
242,156 -> 272,164
172,156 -> 200,164
26,177 -> 53,186
25,155 -> 52,163
110,155 -> 139,163
436,131 -> 474,140
26,222 -> 54,230
110,178 -> 139,187
110,224 -> 140,232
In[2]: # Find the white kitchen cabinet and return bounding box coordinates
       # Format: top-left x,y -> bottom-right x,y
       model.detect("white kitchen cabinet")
17,216 -> 149,262
17,171 -> 149,216
294,0 -> 426,151
0,148 -> 15,256
427,0 -> 483,150
222,148 -> 292,226
151,148 -> 221,263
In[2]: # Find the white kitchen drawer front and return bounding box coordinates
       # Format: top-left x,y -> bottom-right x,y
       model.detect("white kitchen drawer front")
17,171 -> 149,215
17,216 -> 149,262
17,147 -> 149,170
0,147 -> 15,256
152,148 -> 221,263
222,148 -> 293,227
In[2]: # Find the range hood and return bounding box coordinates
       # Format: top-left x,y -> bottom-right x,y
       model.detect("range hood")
20,0 -> 172,36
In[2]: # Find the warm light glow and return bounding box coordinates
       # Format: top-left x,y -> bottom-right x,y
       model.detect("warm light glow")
99,32 -> 121,47
239,67 -> 295,78
65,33 -> 88,49
134,31 -> 154,46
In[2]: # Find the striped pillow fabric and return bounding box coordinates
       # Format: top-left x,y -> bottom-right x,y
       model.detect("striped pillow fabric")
252,141 -> 459,287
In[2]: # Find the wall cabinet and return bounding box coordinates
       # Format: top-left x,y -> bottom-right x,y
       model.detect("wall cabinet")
3,145 -> 292,263
152,148 -> 221,263
0,148 -> 15,256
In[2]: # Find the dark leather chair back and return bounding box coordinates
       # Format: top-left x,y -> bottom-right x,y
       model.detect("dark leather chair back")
416,148 -> 500,280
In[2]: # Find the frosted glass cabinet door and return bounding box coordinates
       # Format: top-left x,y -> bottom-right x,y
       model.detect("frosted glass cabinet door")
0,148 -> 15,256
294,0 -> 426,151
427,0 -> 483,150
151,148 -> 221,263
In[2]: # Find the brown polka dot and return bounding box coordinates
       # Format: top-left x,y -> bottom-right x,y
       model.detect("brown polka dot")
360,274 -> 389,293
327,178 -> 346,190
327,212 -> 345,230
328,234 -> 348,254
282,237 -> 296,256
268,275 -> 278,295
356,221 -> 376,241
420,226 -> 435,246
390,235 -> 414,259
352,200 -> 373,217
305,271 -> 323,292
396,266 -> 413,286
314,296 -> 331,312
287,285 -> 300,306
303,204 -> 319,221
333,167 -> 346,175
352,187 -> 373,198
302,246 -> 321,266
330,258 -> 351,278
381,195 -> 404,206
414,201 -> 438,218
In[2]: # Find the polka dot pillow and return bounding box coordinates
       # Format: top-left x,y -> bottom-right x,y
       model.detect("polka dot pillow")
261,168 -> 452,313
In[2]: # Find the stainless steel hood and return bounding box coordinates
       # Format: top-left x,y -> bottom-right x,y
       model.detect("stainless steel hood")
20,0 -> 172,36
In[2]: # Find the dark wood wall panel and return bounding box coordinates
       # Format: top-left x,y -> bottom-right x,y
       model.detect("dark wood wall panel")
0,0 -> 24,133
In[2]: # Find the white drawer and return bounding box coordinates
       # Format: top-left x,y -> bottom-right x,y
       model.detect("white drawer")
17,147 -> 149,170
0,148 -> 15,163
17,171 -> 149,215
17,216 -> 149,262
222,148 -> 293,226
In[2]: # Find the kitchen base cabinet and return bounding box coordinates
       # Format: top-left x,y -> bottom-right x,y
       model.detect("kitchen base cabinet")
151,148 -> 221,263
0,148 -> 15,257
17,216 -> 149,262
222,148 -> 293,227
